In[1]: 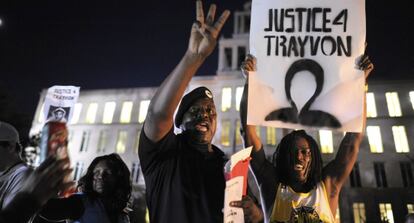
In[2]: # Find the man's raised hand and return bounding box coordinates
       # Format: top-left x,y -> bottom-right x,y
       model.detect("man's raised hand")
187,1 -> 230,60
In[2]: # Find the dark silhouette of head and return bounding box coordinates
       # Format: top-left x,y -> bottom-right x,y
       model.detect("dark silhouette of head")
0,122 -> 23,167
78,153 -> 131,212
406,213 -> 414,223
273,130 -> 322,191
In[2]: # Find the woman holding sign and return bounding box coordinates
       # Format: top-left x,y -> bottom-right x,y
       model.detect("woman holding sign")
231,54 -> 373,222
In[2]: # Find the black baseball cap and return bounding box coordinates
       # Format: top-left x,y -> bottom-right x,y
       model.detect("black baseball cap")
174,86 -> 214,128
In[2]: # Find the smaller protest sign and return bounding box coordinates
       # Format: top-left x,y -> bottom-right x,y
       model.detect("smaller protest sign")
223,147 -> 253,223
43,85 -> 80,123
224,176 -> 244,223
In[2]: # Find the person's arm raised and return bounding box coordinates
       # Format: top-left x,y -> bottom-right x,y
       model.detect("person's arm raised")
323,54 -> 373,213
240,54 -> 262,151
144,1 -> 230,143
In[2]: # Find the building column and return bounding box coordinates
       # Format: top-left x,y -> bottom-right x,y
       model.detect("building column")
218,45 -> 224,71
232,46 -> 238,71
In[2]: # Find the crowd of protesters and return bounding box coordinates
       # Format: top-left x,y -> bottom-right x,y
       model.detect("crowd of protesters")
1,1 -> 413,223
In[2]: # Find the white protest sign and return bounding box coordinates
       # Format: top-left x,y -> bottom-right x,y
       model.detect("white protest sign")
43,85 -> 80,123
230,146 -> 252,170
248,0 -> 366,132
223,176 -> 244,223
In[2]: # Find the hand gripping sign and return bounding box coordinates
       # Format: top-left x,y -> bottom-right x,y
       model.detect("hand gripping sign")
248,0 -> 366,132
223,147 -> 252,223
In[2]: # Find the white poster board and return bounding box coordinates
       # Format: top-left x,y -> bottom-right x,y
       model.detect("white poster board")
223,176 -> 244,223
43,85 -> 80,123
248,0 -> 366,132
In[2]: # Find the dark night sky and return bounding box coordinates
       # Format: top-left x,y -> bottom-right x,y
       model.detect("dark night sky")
0,0 -> 413,120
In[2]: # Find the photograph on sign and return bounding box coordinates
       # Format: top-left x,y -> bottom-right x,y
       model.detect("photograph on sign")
46,105 -> 70,123
43,85 -> 80,124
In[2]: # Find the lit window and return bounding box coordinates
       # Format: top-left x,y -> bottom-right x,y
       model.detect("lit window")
392,126 -> 409,153
102,102 -> 116,124
374,162 -> 387,187
70,103 -> 82,124
407,204 -> 414,214
266,127 -> 277,146
73,161 -> 84,181
97,130 -> 107,153
256,126 -> 261,138
120,101 -> 133,123
319,130 -> 333,153
400,162 -> 414,187
235,121 -> 242,146
138,100 -> 150,123
79,131 -> 91,152
221,87 -> 232,112
379,203 -> 394,223
235,86 -> 244,111
410,91 -> 414,110
134,130 -> 141,154
116,130 -> 128,154
353,203 -> 366,223
366,92 -> 377,118
221,120 -> 231,147
85,103 -> 98,124
367,126 -> 383,153
385,92 -> 402,117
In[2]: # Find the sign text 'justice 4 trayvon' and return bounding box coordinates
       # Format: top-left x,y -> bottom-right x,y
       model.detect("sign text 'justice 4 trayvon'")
264,8 -> 350,57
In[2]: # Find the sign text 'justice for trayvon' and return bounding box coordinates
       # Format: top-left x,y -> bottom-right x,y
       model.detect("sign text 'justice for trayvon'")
263,8 -> 349,57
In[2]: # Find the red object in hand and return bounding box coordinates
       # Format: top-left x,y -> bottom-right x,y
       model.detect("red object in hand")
40,121 -> 69,161
229,157 -> 251,196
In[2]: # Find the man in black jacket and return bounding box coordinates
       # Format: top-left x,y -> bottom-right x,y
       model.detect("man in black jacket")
138,1 -> 230,223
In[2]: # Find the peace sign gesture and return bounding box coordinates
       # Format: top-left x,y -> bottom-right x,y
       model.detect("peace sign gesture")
187,1 -> 230,59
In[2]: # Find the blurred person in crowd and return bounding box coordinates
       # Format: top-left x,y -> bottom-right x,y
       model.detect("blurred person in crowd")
38,153 -> 131,223
0,121 -> 32,209
406,213 -> 414,223
0,157 -> 73,223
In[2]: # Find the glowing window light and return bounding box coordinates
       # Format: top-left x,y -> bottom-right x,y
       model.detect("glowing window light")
102,102 -> 116,124
366,92 -> 377,118
367,126 -> 383,153
392,126 -> 409,153
352,203 -> 366,223
138,100 -> 150,123
221,87 -> 232,112
379,203 -> 394,223
385,92 -> 402,117
221,120 -> 231,146
319,130 -> 333,153
235,86 -> 244,111
120,101 -> 133,123
85,103 -> 98,124
266,127 -> 277,146
116,130 -> 128,154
